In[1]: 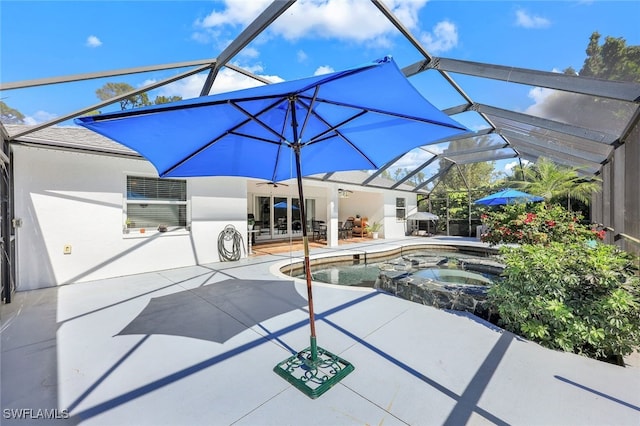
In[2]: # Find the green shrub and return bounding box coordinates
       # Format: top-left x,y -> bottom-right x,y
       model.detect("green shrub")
489,241 -> 640,359
480,203 -> 603,246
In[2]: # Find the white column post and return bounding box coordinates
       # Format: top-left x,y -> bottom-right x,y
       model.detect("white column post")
327,186 -> 339,247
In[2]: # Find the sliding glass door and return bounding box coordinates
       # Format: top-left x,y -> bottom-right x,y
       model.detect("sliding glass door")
274,196 -> 287,235
252,195 -> 314,241
256,196 -> 271,238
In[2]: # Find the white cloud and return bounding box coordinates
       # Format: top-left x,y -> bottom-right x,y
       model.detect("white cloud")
156,66 -> 284,99
24,110 -> 58,125
526,86 -> 554,112
419,20 -> 458,54
515,9 -> 551,29
240,46 -> 260,59
139,79 -> 157,88
197,0 -> 271,27
196,0 -> 428,46
313,65 -> 334,76
525,68 -> 561,115
297,50 -> 308,63
392,147 -> 437,170
191,29 -> 221,45
504,159 -> 530,172
86,35 -> 102,48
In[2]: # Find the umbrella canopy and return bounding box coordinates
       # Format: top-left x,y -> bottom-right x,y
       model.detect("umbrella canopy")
76,55 -> 468,368
75,56 -> 467,181
406,212 -> 439,221
474,188 -> 544,206
273,201 -> 299,209
118,279 -> 307,343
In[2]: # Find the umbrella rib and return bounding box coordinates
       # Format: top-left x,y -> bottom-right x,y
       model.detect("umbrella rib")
299,95 -> 468,131
228,130 -> 281,145
231,101 -> 292,143
305,109 -> 367,143
161,98 -> 286,176
294,101 -> 378,169
232,100 -> 294,181
297,87 -> 320,142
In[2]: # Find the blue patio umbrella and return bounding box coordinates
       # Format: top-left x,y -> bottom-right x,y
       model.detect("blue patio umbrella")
273,201 -> 299,209
474,188 -> 544,206
76,56 -> 468,397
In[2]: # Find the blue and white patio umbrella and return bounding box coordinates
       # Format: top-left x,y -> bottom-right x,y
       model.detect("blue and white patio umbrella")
76,55 -> 469,397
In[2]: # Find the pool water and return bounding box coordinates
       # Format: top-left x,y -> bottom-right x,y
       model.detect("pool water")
307,263 -> 382,287
296,249 -> 502,288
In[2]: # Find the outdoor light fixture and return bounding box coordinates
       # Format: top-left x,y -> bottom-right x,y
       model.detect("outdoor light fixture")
338,189 -> 352,198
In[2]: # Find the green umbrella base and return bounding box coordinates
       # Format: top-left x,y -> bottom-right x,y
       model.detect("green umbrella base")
273,345 -> 355,399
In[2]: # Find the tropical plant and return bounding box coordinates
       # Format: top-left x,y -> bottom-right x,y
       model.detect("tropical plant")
480,203 -> 604,246
489,241 -> 640,360
365,221 -> 383,232
510,158 -> 601,209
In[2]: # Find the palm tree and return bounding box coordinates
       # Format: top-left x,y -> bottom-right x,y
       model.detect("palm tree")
512,158 -> 601,210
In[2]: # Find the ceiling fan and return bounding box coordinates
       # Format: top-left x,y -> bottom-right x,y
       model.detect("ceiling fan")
338,188 -> 353,198
256,181 -> 289,188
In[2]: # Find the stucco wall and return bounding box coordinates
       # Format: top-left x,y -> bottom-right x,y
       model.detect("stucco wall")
13,145 -> 247,290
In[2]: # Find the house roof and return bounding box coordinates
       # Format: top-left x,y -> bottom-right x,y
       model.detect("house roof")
4,124 -> 140,158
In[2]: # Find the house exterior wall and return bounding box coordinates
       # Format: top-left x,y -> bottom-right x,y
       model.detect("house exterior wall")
13,145 -> 247,290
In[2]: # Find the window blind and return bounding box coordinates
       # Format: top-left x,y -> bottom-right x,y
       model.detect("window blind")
126,176 -> 187,229
126,176 -> 186,201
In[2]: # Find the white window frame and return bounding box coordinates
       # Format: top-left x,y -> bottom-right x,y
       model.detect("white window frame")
123,174 -> 190,236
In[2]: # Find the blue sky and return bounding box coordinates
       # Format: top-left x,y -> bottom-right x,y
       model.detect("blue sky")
1,0 -> 639,174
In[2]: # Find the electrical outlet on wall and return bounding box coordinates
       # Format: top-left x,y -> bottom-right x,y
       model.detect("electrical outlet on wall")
63,244 -> 72,255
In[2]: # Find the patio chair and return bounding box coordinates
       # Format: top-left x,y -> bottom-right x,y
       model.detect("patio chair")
340,219 -> 354,239
312,219 -> 327,241
277,217 -> 287,234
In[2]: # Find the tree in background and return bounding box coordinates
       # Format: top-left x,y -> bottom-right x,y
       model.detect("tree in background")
436,135 -> 499,191
153,95 -> 183,104
510,157 -> 601,212
0,101 -> 25,124
532,32 -> 640,134
580,32 -> 640,83
96,83 -> 182,111
428,135 -> 499,233
96,83 -> 150,110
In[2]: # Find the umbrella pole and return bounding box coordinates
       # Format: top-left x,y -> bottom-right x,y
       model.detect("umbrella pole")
272,100 -> 354,399
292,145 -> 318,360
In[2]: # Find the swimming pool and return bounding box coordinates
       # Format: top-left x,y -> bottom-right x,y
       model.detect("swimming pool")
292,247 -> 503,288
285,245 -> 504,318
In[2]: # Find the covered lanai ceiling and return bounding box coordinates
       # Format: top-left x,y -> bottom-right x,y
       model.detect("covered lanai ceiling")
3,0 -> 640,195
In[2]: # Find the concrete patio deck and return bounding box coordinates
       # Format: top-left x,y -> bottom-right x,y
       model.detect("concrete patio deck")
2,236 -> 639,425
